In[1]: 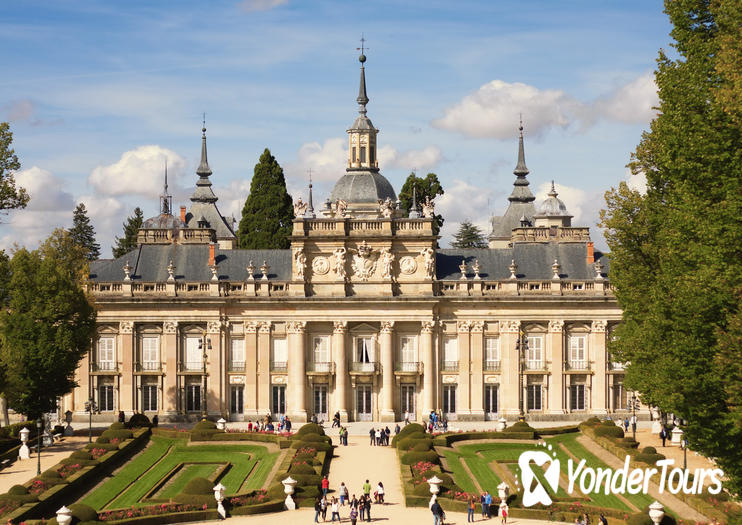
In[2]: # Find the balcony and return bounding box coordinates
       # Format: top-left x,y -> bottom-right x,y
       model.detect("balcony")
394,362 -> 422,375
350,361 -> 379,375
135,362 -> 162,373
524,360 -> 549,372
441,361 -> 459,372
229,361 -> 246,372
179,362 -> 205,373
271,361 -> 288,373
90,362 -> 118,373
307,361 -> 335,375
565,360 -> 591,372
483,360 -> 501,372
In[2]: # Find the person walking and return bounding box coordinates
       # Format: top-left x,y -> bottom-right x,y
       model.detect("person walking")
358,495 -> 366,521
376,482 -> 385,504
322,476 -> 330,497
385,426 -> 391,445
363,479 -> 371,499
314,497 -> 322,523
468,495 -> 476,522
350,505 -> 358,525
660,426 -> 667,447
375,428 -> 382,445
404,411 -> 410,425
599,513 -> 608,525
484,491 -> 492,518
431,497 -> 445,525
339,482 -> 348,506
364,494 -> 372,522
321,496 -> 328,521
331,497 -> 340,522
394,423 -> 401,435
369,427 -> 375,446
480,493 -> 486,517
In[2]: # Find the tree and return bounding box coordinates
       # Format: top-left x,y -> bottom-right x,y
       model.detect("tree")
0,250 -> 9,425
237,148 -> 294,249
113,207 -> 144,258
398,172 -> 444,236
451,220 -> 487,248
600,0 -> 742,493
0,122 -> 29,215
0,230 -> 96,419
69,203 -> 100,261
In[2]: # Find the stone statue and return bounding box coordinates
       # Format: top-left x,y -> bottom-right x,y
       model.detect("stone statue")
380,248 -> 395,280
421,247 -> 435,279
333,247 -> 347,280
295,248 -> 306,280
293,197 -> 307,217
422,196 -> 435,218
378,197 -> 394,218
335,199 -> 348,218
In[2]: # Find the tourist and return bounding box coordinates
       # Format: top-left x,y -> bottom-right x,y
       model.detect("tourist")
152,414 -> 158,427
376,481 -> 384,503
332,411 -> 340,428
623,417 -> 629,432
118,410 -> 125,423
314,497 -> 322,523
442,418 -> 448,432
599,513 -> 608,525
660,426 -> 667,447
484,491 -> 492,518
350,494 -> 358,511
321,496 -> 328,521
322,476 -> 330,497
331,497 -> 340,522
394,423 -> 401,435
480,493 -> 486,517
468,495 -> 476,522
343,427 -> 349,446
404,410 -> 410,425
431,497 -> 445,525
384,426 -> 391,445
500,503 -> 508,524
358,495 -> 366,521
375,427 -> 382,445
364,494 -> 371,522
369,427 -> 375,446
350,505 -> 358,525
363,479 -> 371,499
339,482 -> 348,506
585,513 -> 591,525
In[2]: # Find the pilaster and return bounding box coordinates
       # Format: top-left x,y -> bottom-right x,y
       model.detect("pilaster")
257,322 -> 272,414
207,321 -> 222,417
287,321 -> 307,421
420,320 -> 436,417
162,321 -> 178,416
245,322 -> 258,416
470,321 -> 485,419
333,321 -> 349,422
591,320 -> 608,414
548,320 -> 565,414
119,321 -> 134,415
457,321 -> 472,419
499,320 -> 520,416
380,321 -> 395,421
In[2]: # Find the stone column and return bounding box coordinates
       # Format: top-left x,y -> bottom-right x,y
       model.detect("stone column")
75,347 -> 91,414
591,320 -> 608,414
470,321 -> 485,419
333,321 -> 349,422
162,321 -> 178,417
207,321 -> 223,417
287,321 -> 307,421
421,320 -> 436,417
119,321 -> 134,415
380,321 -> 395,422
457,321 -> 472,419
547,320 -> 565,414
258,322 -> 272,414
245,322 -> 258,416
499,320 -> 521,416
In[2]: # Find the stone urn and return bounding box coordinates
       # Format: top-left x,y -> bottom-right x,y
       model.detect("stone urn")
213,482 -> 226,519
216,418 -> 227,431
671,426 -> 683,446
496,417 -> 507,432
282,476 -> 298,510
648,501 -> 665,525
56,506 -> 73,525
497,481 -> 510,501
18,427 -> 30,460
427,475 -> 442,495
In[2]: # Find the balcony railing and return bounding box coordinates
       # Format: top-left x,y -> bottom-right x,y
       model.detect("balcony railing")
525,360 -> 547,371
229,361 -> 246,372
395,362 -> 422,373
441,361 -> 459,372
307,361 -> 335,374
179,361 -> 205,372
91,362 -> 117,372
484,360 -> 501,372
565,360 -> 590,371
350,361 -> 379,373
135,362 -> 161,372
271,361 -> 288,373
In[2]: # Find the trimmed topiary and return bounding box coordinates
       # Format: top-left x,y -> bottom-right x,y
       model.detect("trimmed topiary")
69,503 -> 98,523
193,420 -> 217,430
299,433 -> 327,443
182,476 -> 214,495
291,440 -> 330,452
296,423 -> 325,437
594,425 -> 624,438
619,437 -> 639,448
642,446 -> 657,454
100,429 -> 134,440
290,463 -> 316,475
413,482 -> 434,497
96,436 -> 110,444
412,441 -> 433,452
71,450 -> 93,460
400,450 -> 440,465
40,470 -> 63,480
583,417 -> 601,426
127,413 -> 151,428
634,452 -> 666,465
8,485 -> 28,496
503,421 -> 535,433
109,422 -> 126,430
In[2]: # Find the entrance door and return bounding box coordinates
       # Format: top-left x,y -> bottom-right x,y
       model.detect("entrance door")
230,385 -> 244,421
313,385 -> 328,422
484,385 -> 499,420
272,385 -> 286,416
400,385 -> 415,420
356,385 -> 372,421
442,385 -> 457,420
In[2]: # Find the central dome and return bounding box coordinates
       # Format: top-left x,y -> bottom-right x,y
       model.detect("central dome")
330,170 -> 397,203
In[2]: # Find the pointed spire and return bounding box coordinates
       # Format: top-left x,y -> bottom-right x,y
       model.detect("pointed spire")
191,117 -> 218,204
197,114 -> 212,177
408,185 -> 420,218
508,117 -> 536,204
357,36 -> 369,115
549,180 -> 557,197
304,169 -> 316,218
513,116 -> 529,176
160,161 -> 172,215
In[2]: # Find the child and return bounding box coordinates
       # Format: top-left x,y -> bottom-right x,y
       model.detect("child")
350,506 -> 358,525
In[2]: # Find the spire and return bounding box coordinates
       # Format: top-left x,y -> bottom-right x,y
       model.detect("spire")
357,36 -> 369,115
549,180 -> 557,197
160,161 -> 172,215
191,117 -> 218,204
408,185 -> 420,218
304,169 -> 316,218
197,115 -> 212,177
508,117 -> 536,203
513,116 -> 529,176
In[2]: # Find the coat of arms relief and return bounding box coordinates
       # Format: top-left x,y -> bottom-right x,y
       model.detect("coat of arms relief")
350,241 -> 379,281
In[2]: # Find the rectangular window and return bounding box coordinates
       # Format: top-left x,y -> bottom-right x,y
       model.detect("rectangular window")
485,337 -> 500,370
230,339 -> 245,371
97,337 -> 115,371
570,384 -> 586,411
142,384 -> 157,411
370,146 -> 375,163
527,384 -> 542,411
443,385 -> 457,415
399,336 -> 416,370
313,336 -> 330,363
356,337 -> 374,363
526,336 -> 543,369
614,381 -> 628,409
230,385 -> 244,414
360,146 -> 366,163
272,385 -> 286,415
272,337 -> 288,371
141,337 -> 159,370
484,385 -> 499,415
185,337 -> 202,371
186,384 -> 201,412
99,385 -> 114,411
569,335 -> 586,369
352,147 -> 356,162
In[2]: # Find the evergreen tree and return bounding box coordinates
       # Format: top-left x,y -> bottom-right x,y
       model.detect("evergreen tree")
600,0 -> 742,492
69,203 -> 100,261
398,172 -> 444,236
0,230 -> 96,418
451,220 -> 487,248
0,122 -> 29,216
238,148 -> 294,249
113,207 -> 144,258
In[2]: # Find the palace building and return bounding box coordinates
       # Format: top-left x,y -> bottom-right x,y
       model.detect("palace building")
67,53 -> 627,423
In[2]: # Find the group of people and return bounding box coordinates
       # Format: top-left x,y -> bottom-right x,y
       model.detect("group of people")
314,479 -> 386,524
426,411 -> 448,433
369,426 -> 391,446
246,414 -> 292,432
574,513 -> 609,525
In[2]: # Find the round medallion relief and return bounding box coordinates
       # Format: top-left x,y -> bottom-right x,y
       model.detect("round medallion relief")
399,256 -> 417,275
312,257 -> 330,275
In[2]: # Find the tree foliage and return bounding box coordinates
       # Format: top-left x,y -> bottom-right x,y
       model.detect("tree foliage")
0,229 -> 96,418
237,148 -> 294,249
600,0 -> 742,493
0,122 -> 29,215
69,203 -> 100,261
112,207 -> 144,258
451,220 -> 487,248
398,172 -> 444,236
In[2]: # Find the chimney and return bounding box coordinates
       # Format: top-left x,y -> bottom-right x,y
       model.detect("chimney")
586,242 -> 594,264
208,243 -> 216,267
180,206 -> 187,223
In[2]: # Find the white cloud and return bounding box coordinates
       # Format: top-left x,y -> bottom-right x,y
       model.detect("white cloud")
378,145 -> 442,171
15,166 -> 75,212
287,138 -> 347,183
433,73 -> 658,139
239,0 -> 288,12
435,179 -> 495,247
88,145 -> 187,197
625,168 -> 648,194
4,99 -> 34,121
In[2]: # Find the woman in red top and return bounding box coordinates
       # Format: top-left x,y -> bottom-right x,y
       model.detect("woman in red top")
322,476 -> 330,497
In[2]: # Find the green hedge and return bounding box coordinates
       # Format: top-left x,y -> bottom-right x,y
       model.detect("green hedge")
400,450 -> 440,465
100,429 -> 134,440
594,425 -> 625,438
435,431 -> 535,446
295,423 -> 325,437
290,440 -> 330,452
537,425 -> 579,436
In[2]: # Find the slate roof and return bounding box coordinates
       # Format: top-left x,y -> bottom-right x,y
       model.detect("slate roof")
330,170 -> 397,203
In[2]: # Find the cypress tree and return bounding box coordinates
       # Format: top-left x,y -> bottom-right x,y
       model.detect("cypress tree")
238,148 -> 294,249
113,207 -> 144,258
451,220 -> 486,248
69,203 -> 100,261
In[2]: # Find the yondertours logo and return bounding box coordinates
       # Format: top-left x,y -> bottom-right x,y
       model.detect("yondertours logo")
517,442 -> 724,508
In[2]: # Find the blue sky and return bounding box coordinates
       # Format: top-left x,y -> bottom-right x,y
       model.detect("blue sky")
1,0 -> 670,254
